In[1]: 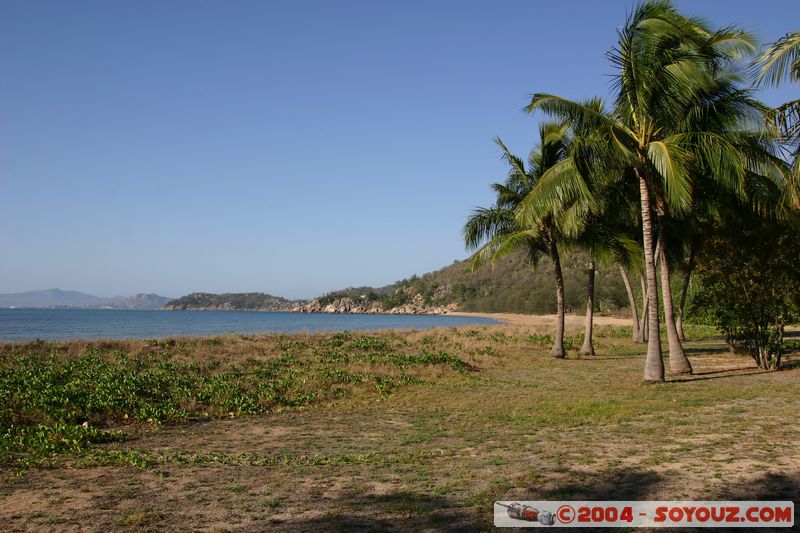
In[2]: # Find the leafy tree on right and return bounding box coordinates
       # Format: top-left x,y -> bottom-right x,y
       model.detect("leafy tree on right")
689,215 -> 800,370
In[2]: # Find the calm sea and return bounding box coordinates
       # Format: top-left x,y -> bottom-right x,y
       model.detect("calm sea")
0,309 -> 497,342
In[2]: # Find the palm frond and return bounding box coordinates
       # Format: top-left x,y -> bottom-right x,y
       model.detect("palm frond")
517,158 -> 595,229
765,99 -> 800,143
670,132 -> 746,200
707,26 -> 757,60
494,137 -> 528,179
526,94 -> 635,141
462,205 -> 514,251
490,183 -> 523,209
468,230 -> 542,270
753,31 -> 800,87
647,139 -> 692,214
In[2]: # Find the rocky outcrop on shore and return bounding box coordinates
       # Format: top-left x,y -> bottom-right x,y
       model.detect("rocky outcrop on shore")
292,294 -> 456,315
162,290 -> 458,315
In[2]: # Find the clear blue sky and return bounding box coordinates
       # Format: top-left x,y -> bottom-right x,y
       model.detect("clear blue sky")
0,1 -> 797,299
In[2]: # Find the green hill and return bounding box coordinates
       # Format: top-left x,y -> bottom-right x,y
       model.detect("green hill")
319,250 -> 631,315
162,292 -> 299,311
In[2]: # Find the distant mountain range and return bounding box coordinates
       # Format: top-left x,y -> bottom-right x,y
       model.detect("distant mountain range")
0,289 -> 172,310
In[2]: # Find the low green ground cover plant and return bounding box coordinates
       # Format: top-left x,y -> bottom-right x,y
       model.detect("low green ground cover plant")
0,333 -> 470,466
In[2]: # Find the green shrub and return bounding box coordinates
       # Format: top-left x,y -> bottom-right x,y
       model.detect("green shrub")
527,333 -> 554,347
688,218 -> 800,369
0,334 -> 471,466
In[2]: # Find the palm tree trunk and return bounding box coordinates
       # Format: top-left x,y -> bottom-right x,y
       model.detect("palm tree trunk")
640,239 -> 660,343
637,274 -> 648,343
657,218 -> 693,375
658,244 -> 693,374
619,266 -> 640,342
676,244 -> 696,341
637,169 -> 664,382
549,237 -> 566,358
580,258 -> 596,355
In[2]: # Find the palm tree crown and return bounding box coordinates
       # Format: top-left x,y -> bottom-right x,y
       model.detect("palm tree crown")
522,0 -> 784,381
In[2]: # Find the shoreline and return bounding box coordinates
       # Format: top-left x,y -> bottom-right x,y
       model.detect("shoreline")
450,311 -> 632,329
0,309 -> 638,344
0,311 -> 496,344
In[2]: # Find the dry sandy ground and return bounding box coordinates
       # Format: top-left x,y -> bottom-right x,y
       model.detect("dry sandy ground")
452,311 -> 631,329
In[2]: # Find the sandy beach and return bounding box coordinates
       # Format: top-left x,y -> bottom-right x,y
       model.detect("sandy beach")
451,311 -> 632,330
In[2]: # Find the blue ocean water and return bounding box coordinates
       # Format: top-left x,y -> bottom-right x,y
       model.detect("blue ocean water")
0,309 -> 497,342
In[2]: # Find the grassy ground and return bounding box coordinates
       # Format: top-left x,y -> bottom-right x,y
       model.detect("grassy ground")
0,320 -> 798,531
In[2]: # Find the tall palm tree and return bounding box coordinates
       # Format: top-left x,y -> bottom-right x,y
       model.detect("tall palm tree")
513,98 -> 643,358
574,219 -> 640,356
523,0 -> 766,381
520,123 -> 643,356
753,31 -> 800,206
618,265 -> 641,341
464,123 -> 571,358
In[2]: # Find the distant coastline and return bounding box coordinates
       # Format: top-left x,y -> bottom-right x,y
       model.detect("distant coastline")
0,289 -> 171,310
161,291 -> 456,315
4,248 -> 636,317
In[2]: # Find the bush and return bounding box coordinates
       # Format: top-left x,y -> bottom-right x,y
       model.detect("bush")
0,334 -> 472,465
689,218 -> 800,369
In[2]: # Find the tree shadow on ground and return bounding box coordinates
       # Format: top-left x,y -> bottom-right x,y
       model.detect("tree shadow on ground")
540,467 -> 799,502
299,468 -> 666,533
502,467 -> 664,533
695,472 -> 799,532
243,469 -> 799,532
569,355 -> 642,361
690,367 -> 758,376
684,346 -> 733,355
517,468 -> 798,532
781,358 -> 800,370
669,355 -> 800,381
721,471 -> 799,502
268,491 -> 483,533
668,369 -> 777,383
532,466 -> 665,501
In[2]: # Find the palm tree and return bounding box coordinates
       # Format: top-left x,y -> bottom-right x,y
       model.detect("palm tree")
520,131 -> 643,356
753,31 -> 800,206
513,99 -> 643,358
618,265 -> 642,342
464,123 -> 571,358
523,0 -> 766,381
574,220 -> 640,356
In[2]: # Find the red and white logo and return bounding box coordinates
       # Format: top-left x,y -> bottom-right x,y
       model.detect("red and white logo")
494,501 -> 795,528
